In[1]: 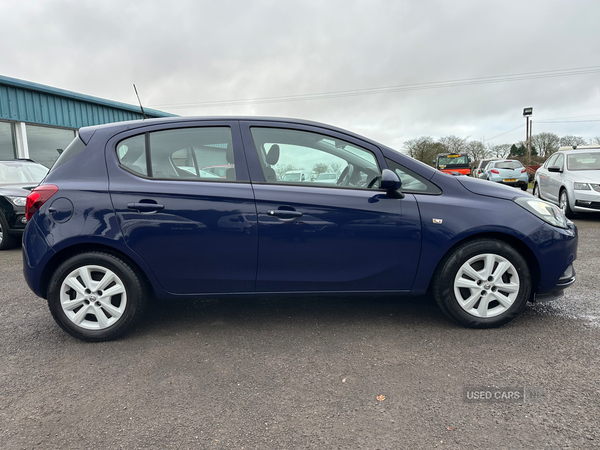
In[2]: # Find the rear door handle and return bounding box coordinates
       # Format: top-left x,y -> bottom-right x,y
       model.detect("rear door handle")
127,202 -> 165,212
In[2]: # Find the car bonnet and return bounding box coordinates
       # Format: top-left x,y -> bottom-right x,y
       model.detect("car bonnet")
454,175 -> 526,200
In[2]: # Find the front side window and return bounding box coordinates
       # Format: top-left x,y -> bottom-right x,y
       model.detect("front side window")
554,153 -> 564,169
117,127 -> 235,181
250,127 -> 381,188
544,153 -> 559,168
385,158 -> 441,194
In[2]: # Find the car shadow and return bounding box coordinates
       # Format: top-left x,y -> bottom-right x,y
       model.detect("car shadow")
136,294 -> 448,336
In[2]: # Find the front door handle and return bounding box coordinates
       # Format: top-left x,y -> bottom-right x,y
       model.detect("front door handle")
127,202 -> 165,212
267,210 -> 303,220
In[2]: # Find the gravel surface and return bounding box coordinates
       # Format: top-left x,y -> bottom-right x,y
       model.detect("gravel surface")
1,215 -> 599,449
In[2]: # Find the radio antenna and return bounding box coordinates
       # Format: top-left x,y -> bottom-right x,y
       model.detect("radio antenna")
133,84 -> 147,120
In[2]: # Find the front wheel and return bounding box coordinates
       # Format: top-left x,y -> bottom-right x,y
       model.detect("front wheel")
533,183 -> 540,198
432,239 -> 531,328
559,189 -> 576,219
47,252 -> 147,341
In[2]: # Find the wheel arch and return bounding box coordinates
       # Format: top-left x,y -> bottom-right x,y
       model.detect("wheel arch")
38,243 -> 155,300
427,232 -> 541,299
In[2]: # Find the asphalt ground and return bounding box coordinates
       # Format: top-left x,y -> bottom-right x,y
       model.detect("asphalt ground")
1,215 -> 599,449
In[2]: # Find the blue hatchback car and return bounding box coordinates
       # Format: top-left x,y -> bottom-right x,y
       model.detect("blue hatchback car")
22,117 -> 577,341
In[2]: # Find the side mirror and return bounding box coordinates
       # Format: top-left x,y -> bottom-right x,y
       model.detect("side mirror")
380,169 -> 404,198
548,166 -> 562,173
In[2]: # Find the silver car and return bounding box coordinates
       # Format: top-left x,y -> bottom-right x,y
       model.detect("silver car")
533,145 -> 600,218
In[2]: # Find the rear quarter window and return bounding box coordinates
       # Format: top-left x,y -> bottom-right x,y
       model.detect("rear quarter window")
49,136 -> 86,172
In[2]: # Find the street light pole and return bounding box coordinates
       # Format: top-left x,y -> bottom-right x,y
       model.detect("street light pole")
523,107 -> 533,177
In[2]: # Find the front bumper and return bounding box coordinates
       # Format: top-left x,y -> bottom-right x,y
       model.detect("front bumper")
533,263 -> 576,302
572,188 -> 600,213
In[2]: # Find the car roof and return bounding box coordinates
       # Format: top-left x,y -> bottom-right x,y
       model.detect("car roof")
558,145 -> 600,154
78,116 -> 370,144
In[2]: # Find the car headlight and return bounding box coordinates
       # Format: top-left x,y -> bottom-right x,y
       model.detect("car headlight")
6,196 -> 27,207
573,182 -> 591,190
513,197 -> 569,229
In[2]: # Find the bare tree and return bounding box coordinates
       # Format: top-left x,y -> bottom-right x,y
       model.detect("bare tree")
590,137 -> 600,145
312,163 -> 329,175
559,135 -> 588,148
403,136 -> 438,165
329,161 -> 343,174
488,143 -> 511,159
532,132 -> 560,158
466,140 -> 488,161
438,135 -> 469,154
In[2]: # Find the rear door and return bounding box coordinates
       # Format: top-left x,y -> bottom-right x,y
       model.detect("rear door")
106,120 -> 258,295
240,121 -> 422,292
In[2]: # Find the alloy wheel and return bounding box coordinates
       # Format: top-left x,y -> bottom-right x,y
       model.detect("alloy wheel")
59,265 -> 128,330
453,253 -> 520,318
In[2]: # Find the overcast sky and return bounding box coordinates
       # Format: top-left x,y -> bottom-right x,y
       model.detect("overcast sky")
1,0 -> 599,151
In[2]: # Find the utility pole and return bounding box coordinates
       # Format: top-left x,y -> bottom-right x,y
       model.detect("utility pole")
523,107 -> 533,176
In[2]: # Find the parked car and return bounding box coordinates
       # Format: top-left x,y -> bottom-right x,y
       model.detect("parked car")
22,117 -> 577,341
0,159 -> 48,250
533,146 -> 600,219
474,159 -> 496,179
314,172 -> 338,184
282,170 -> 313,182
200,164 -> 233,178
483,160 -> 529,190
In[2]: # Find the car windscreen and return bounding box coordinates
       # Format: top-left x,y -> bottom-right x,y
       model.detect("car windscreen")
438,155 -> 469,165
495,161 -> 522,170
567,152 -> 600,170
0,161 -> 48,184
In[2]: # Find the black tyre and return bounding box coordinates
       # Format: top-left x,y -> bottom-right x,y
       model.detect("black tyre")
0,213 -> 19,250
47,252 -> 147,341
559,189 -> 576,219
532,183 -> 540,198
432,239 -> 531,328
520,184 -> 528,191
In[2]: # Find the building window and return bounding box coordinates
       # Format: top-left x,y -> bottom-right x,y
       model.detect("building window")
0,121 -> 16,160
26,124 -> 76,167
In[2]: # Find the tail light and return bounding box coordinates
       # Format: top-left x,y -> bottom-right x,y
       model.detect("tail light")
491,169 -> 499,174
521,168 -> 527,173
26,185 -> 58,220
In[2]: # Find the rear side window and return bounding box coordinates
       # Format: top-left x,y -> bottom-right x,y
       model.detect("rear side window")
117,127 -> 236,181
50,136 -> 86,172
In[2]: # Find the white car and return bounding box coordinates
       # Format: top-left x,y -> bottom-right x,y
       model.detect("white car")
533,146 -> 600,218
315,172 -> 338,184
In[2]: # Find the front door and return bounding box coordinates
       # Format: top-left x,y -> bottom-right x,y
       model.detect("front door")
241,122 -> 421,292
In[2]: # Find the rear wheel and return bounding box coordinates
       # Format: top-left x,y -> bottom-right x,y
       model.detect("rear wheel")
432,239 -> 531,328
0,213 -> 19,250
520,184 -> 528,191
47,252 -> 147,341
559,189 -> 576,219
